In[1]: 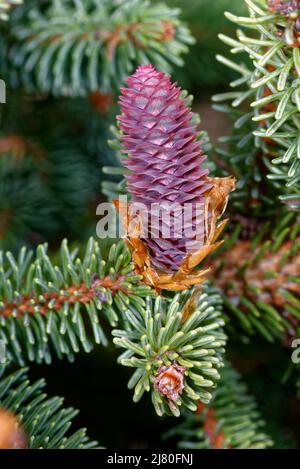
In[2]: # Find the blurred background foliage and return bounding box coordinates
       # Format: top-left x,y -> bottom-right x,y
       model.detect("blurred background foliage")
163,0 -> 247,93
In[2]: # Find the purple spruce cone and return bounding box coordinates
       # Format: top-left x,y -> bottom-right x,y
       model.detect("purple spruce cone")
117,65 -> 213,273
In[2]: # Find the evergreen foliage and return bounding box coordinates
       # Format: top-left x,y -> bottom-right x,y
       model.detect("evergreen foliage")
215,210 -> 300,342
113,286 -> 226,417
164,362 -> 273,449
0,363 -> 100,448
215,0 -> 300,209
161,0 -> 247,91
0,238 -> 150,365
0,89 -> 118,250
1,0 -> 193,96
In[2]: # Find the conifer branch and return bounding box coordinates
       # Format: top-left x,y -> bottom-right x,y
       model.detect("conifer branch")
214,210 -> 300,342
212,102 -> 279,216
0,238 -> 151,365
164,362 -> 273,449
0,363 -> 100,448
215,0 -> 300,210
113,285 -> 227,417
2,0 -> 193,96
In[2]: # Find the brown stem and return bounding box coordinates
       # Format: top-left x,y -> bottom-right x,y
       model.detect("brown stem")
0,275 -> 129,318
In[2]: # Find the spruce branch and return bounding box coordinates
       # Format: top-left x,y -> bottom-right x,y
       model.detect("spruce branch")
212,102 -> 279,217
2,0 -> 193,96
215,0 -> 300,209
0,238 -> 151,365
164,362 -> 273,449
214,210 -> 300,342
112,285 -> 227,417
0,363 -> 100,448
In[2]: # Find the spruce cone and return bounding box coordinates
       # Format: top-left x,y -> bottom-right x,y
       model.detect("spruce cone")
117,65 -> 235,290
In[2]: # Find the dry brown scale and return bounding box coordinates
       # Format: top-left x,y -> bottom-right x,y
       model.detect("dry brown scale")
196,402 -> 228,449
0,409 -> 27,449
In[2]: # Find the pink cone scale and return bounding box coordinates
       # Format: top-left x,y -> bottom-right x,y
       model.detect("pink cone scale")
117,65 -> 212,273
